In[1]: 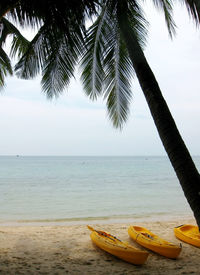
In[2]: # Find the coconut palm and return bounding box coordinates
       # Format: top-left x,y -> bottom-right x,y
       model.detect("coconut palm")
0,0 -> 99,90
1,0 -> 200,227
81,0 -> 200,228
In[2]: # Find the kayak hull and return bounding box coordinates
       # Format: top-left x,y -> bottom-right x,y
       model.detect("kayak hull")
88,226 -> 149,265
128,226 -> 181,259
174,224 -> 200,248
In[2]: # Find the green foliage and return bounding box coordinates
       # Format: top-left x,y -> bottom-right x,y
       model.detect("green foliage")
0,17 -> 29,58
81,0 -> 147,128
152,0 -> 176,37
81,5 -> 108,100
0,0 -> 200,125
0,17 -> 29,89
40,29 -> 81,98
0,47 -> 12,88
15,23 -> 83,97
0,0 -> 99,91
182,0 -> 200,25
11,0 -> 99,97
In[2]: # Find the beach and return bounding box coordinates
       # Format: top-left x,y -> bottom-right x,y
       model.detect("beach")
1,156 -> 200,273
0,218 -> 199,274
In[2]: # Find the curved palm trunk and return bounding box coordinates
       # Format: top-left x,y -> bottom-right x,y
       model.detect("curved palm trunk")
118,9 -> 200,228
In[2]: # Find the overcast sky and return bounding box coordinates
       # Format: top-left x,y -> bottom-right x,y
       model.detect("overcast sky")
0,3 -> 200,156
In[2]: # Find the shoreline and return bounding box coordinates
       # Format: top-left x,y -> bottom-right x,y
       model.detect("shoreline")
0,213 -> 193,227
0,217 -> 200,274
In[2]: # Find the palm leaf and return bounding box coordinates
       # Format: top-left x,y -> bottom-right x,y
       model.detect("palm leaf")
182,0 -> 200,25
152,0 -> 176,37
6,0 -> 99,30
125,0 -> 148,48
0,17 -> 28,89
0,47 -> 13,88
0,1 -> 18,19
81,0 -> 148,128
14,24 -> 52,79
15,23 -> 82,97
103,16 -> 133,129
0,17 -> 29,58
80,5 -> 108,100
41,35 -> 78,98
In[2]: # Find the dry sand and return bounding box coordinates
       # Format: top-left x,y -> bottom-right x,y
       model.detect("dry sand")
0,218 -> 199,274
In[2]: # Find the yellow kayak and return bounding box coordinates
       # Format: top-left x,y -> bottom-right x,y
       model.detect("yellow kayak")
174,224 -> 200,248
128,226 -> 181,259
87,226 -> 149,265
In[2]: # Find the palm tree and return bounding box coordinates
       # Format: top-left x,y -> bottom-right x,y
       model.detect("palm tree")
0,0 -> 99,90
1,0 -> 200,227
80,0 -> 200,226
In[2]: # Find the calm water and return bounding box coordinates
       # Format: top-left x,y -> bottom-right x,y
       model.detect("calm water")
0,156 -> 199,225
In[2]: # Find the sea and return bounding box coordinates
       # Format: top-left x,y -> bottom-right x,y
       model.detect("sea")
0,156 -> 199,226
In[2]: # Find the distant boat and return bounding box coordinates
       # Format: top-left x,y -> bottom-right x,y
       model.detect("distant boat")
16,155 -> 20,157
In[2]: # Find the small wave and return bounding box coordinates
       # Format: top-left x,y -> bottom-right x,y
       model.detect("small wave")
0,212 -> 183,226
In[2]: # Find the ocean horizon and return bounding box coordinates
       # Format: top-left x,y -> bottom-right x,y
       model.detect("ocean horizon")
0,155 -> 199,226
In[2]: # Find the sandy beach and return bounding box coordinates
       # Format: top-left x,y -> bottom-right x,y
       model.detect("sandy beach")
0,218 -> 199,274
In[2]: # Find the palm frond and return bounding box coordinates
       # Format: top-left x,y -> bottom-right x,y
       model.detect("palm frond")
103,22 -> 133,129
126,0 -> 149,48
41,37 -> 78,98
152,0 -> 176,37
6,1 -> 44,29
80,4 -> 108,100
0,1 -> 18,19
0,17 -> 29,58
15,24 -> 81,97
14,25 -> 47,79
6,0 -> 99,30
181,0 -> 200,25
0,47 -> 13,88
98,0 -> 148,128
0,17 -> 27,89
81,0 -> 147,128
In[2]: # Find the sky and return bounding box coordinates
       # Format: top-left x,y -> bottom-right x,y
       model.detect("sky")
0,2 -> 200,156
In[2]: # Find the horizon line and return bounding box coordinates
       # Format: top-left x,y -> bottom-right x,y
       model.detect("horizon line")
0,154 -> 200,157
